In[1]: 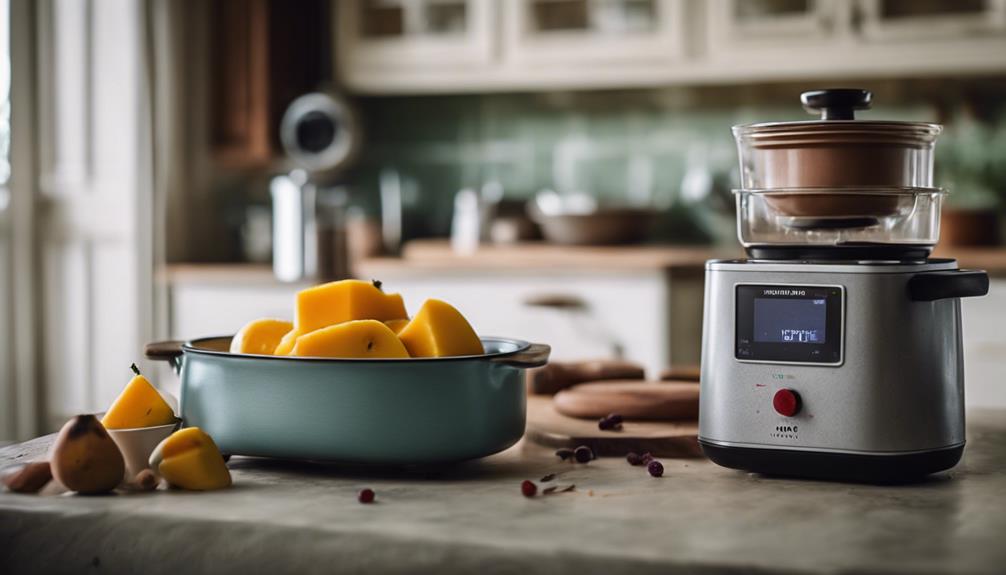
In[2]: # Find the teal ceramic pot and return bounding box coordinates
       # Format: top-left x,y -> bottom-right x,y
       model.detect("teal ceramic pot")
146,337 -> 550,464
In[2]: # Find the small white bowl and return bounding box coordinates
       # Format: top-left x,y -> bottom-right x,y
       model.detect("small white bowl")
107,419 -> 181,480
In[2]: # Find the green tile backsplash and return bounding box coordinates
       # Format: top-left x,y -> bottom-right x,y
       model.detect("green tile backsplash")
214,78 -> 1006,260
338,78 -> 1006,243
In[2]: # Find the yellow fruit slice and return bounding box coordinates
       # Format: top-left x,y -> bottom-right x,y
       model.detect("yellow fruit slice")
384,318 -> 410,335
150,427 -> 231,491
273,329 -> 299,356
290,320 -> 410,359
295,279 -> 408,334
230,318 -> 294,355
102,365 -> 176,429
397,299 -> 484,358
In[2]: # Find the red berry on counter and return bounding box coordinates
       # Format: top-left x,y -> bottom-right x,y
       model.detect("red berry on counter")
647,460 -> 664,477
358,488 -> 375,503
626,452 -> 642,466
640,452 -> 654,464
521,480 -> 537,497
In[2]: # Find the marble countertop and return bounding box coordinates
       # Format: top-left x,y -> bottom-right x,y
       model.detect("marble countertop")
3,410 -> 1006,574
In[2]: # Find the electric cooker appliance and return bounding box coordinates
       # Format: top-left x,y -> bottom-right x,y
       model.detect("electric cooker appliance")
698,89 -> 990,482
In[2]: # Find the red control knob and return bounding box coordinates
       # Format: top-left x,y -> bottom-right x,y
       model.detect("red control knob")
773,389 -> 801,417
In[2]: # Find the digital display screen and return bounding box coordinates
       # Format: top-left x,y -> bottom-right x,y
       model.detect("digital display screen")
753,298 -> 827,344
735,284 -> 844,365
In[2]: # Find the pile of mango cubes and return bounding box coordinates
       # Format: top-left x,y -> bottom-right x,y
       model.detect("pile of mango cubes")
231,279 -> 484,359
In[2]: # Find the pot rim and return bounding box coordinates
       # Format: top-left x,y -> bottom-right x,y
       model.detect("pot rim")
180,335 -> 537,364
733,187 -> 946,196
733,120 -> 942,134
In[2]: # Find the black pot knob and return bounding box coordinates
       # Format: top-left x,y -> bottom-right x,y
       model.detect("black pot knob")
801,89 -> 872,120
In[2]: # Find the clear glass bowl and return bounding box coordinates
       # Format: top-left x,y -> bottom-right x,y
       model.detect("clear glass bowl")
733,121 -> 941,190
735,188 -> 945,249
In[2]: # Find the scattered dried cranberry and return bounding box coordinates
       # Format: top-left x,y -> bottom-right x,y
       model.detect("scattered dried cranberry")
626,452 -> 643,466
647,460 -> 664,477
521,480 -> 537,497
598,413 -> 624,431
358,488 -> 375,503
555,448 -> 575,461
574,445 -> 594,463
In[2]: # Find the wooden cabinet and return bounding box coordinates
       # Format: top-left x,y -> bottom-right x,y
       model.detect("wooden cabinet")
210,0 -> 331,168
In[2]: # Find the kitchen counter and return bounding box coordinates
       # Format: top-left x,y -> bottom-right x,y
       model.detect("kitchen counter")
3,410 -> 1006,574
164,242 -> 1006,285
165,242 -> 731,286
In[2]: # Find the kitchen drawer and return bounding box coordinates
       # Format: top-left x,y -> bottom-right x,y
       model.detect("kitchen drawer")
170,283 -> 298,341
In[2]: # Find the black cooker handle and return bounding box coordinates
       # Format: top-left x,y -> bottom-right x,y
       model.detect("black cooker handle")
908,270 -> 989,302
801,89 -> 872,120
492,343 -> 551,369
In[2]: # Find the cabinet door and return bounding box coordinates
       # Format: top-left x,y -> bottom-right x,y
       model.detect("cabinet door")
962,279 -> 1006,409
373,271 -> 674,377
858,0 -> 1006,41
707,0 -> 848,53
503,0 -> 685,66
337,0 -> 495,74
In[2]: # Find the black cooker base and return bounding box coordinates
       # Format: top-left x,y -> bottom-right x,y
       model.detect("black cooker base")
699,440 -> 965,484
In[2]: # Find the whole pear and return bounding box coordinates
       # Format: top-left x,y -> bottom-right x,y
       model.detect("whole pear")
51,415 -> 125,494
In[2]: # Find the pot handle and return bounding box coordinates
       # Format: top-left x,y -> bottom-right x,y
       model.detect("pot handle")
492,343 -> 551,369
145,340 -> 185,373
908,269 -> 989,302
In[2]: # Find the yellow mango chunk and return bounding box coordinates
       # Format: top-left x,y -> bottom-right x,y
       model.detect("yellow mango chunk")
102,365 -> 176,430
384,318 -> 410,335
273,329 -> 299,356
291,320 -> 410,359
149,427 -> 231,491
230,318 -> 294,355
295,279 -> 408,334
397,299 -> 484,358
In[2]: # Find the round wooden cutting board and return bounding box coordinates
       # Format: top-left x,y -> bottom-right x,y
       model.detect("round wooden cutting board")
552,381 -> 699,420
525,396 -> 701,458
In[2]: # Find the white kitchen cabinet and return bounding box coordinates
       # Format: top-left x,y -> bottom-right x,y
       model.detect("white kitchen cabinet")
335,0 -> 1006,93
167,265 -> 1006,409
502,0 -> 685,67
336,0 -> 497,90
961,278 -> 1006,410
705,0 -> 851,56
858,0 -> 1006,42
167,266 -> 704,379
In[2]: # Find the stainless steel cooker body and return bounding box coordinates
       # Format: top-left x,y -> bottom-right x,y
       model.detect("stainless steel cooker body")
698,258 -> 988,482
